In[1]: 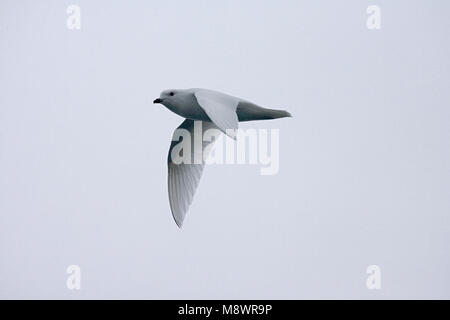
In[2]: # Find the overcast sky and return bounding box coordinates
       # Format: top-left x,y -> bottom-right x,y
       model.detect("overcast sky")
0,0 -> 449,299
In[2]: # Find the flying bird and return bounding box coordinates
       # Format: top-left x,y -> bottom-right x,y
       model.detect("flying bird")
153,88 -> 291,228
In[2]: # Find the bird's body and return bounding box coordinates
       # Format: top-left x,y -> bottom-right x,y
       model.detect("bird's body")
157,88 -> 291,124
153,88 -> 291,227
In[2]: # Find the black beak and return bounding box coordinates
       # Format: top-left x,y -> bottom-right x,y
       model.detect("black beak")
153,98 -> 163,104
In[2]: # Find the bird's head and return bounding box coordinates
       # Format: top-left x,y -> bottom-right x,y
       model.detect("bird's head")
153,89 -> 187,107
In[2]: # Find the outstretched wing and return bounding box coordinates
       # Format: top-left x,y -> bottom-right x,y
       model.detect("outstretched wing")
167,119 -> 220,228
194,89 -> 239,138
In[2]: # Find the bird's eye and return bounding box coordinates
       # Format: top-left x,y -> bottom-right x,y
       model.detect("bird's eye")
169,92 -> 174,96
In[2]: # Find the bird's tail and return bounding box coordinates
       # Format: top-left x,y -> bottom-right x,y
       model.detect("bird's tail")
264,108 -> 292,119
236,101 -> 292,122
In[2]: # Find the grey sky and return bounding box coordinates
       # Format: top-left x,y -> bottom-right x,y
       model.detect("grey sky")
0,0 -> 449,299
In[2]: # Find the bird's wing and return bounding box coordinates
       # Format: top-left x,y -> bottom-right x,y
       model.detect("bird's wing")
194,89 -> 239,138
167,119 -> 221,228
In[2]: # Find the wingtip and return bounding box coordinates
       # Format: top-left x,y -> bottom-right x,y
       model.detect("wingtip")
174,217 -> 184,229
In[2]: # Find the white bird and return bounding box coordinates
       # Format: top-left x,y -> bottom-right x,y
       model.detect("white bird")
153,88 -> 291,228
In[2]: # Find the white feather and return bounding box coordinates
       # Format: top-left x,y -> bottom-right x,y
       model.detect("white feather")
194,89 -> 239,138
